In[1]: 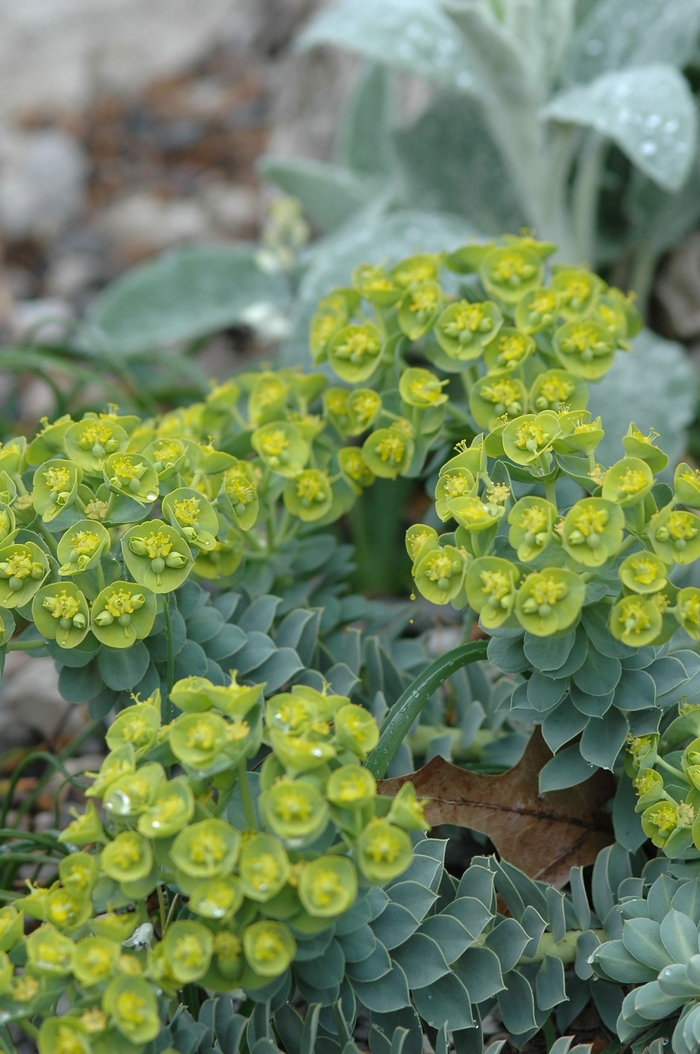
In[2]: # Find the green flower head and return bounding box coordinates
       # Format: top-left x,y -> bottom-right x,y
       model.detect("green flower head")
674,463 -> 700,508
284,468 -> 333,522
632,768 -> 665,811
57,519 -> 110,575
38,1018 -> 90,1054
675,587 -> 700,640
553,320 -> 616,379
309,290 -> 356,362
352,263 -> 403,307
623,423 -> 668,473
45,887 -> 91,932
64,417 -> 129,474
435,299 -> 503,361
122,520 -> 192,593
243,920 -> 296,979
602,457 -> 654,507
328,322 -> 384,383
355,819 -> 413,884
73,935 -> 120,987
0,501 -> 15,546
470,372 -> 526,429
58,800 -> 104,846
143,436 -> 187,478
162,487 -> 219,551
188,875 -> 243,921
392,253 -> 440,288
268,729 -> 336,773
334,703 -> 380,758
480,245 -> 543,302
0,541 -> 48,607
163,920 -> 213,984
515,286 -> 561,332
550,267 -> 604,320
102,974 -> 160,1045
251,421 -> 309,478
434,468 -> 476,521
326,764 -> 376,808
91,909 -> 137,943
137,776 -> 194,839
399,367 -> 448,409
246,371 -> 290,425
515,567 -> 585,636
84,744 -> 135,800
465,556 -> 519,630
32,458 -> 82,522
650,507 -> 700,565
105,695 -> 161,757
193,525 -> 244,580
91,581 -> 156,648
299,855 -> 358,918
104,451 -> 159,504
219,462 -> 259,530
414,544 -> 467,605
484,327 -> 535,372
387,782 -> 430,831
101,831 -> 153,883
405,524 -> 439,568
362,426 -> 414,480
619,551 -> 668,594
32,583 -> 89,649
102,763 -> 165,819
562,497 -> 624,567
591,288 -> 642,345
338,447 -> 374,493
641,800 -> 679,849
552,410 -> 604,455
261,777 -> 329,846
0,906 -> 24,952
169,710 -> 229,770
170,818 -> 240,878
503,411 -> 561,466
399,281 -> 443,340
26,924 -> 74,976
448,494 -> 505,533
239,832 -> 290,900
508,496 -> 557,561
529,369 -> 588,414
59,852 -> 97,897
610,595 -> 662,647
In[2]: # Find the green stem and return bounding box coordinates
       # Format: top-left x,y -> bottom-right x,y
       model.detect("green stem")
163,594 -> 176,716
366,641 -> 489,779
16,1020 -> 39,1041
36,519 -> 58,556
518,928 -> 605,965
96,560 -> 106,592
157,884 -> 167,939
571,131 -> 606,265
657,756 -> 689,783
544,479 -> 557,507
238,758 -> 257,830
7,638 -> 46,652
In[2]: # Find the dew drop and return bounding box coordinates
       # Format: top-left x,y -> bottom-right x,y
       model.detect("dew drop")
646,114 -> 662,131
665,119 -> 680,134
640,141 -> 658,156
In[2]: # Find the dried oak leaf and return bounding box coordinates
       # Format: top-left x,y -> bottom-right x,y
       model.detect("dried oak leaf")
379,727 -> 614,885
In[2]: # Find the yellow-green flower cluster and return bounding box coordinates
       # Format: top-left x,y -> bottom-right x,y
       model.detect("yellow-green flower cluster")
624,707 -> 700,859
1,676 -> 425,1046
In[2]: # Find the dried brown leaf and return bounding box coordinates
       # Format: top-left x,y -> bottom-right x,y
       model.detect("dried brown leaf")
379,728 -> 614,885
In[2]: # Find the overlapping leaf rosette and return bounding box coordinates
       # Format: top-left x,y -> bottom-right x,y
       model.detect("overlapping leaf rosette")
0,675 -> 428,1052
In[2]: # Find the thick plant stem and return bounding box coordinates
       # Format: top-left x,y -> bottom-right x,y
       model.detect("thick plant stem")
7,638 -> 45,652
518,928 -> 605,965
238,758 -> 257,830
366,640 -> 488,778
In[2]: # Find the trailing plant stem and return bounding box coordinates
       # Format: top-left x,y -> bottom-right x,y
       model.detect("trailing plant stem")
366,640 -> 488,778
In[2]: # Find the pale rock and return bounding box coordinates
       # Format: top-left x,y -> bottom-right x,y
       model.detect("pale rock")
0,128 -> 87,239
98,192 -> 214,249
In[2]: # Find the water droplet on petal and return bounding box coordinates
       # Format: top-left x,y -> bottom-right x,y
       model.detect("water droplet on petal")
640,141 -> 658,157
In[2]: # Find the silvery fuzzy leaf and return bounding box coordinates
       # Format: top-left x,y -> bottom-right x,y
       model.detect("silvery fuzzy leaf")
259,156 -> 382,233
566,0 -> 700,85
542,65 -> 697,191
298,0 -> 475,92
